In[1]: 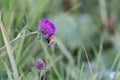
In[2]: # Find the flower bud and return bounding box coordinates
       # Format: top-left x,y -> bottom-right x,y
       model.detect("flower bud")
36,58 -> 46,69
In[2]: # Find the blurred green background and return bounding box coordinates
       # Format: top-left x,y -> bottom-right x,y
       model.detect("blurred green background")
0,0 -> 120,80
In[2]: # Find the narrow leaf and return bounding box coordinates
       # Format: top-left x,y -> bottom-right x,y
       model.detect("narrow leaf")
1,59 -> 13,80
0,12 -> 19,80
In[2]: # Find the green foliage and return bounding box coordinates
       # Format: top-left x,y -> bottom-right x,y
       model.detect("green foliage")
0,0 -> 120,80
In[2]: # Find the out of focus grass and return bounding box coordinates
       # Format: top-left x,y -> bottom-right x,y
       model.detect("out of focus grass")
0,0 -> 120,80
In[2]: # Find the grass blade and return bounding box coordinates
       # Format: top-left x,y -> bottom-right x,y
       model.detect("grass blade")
1,59 -> 13,80
0,12 -> 19,80
56,37 -> 74,64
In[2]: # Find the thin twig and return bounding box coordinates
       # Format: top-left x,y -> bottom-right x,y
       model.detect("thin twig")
80,39 -> 93,76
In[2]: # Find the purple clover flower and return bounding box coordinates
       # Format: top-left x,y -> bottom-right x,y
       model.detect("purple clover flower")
36,58 -> 46,69
39,19 -> 56,38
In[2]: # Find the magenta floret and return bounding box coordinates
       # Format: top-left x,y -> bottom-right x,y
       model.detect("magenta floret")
36,58 -> 46,69
39,19 -> 56,38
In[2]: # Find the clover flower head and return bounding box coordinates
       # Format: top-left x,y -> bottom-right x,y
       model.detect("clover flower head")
36,58 -> 46,69
39,19 -> 56,38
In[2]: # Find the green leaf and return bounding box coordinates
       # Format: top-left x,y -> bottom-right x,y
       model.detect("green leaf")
21,14 -> 27,27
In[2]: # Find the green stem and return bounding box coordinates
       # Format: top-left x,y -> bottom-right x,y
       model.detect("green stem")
39,40 -> 61,80
99,0 -> 107,26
